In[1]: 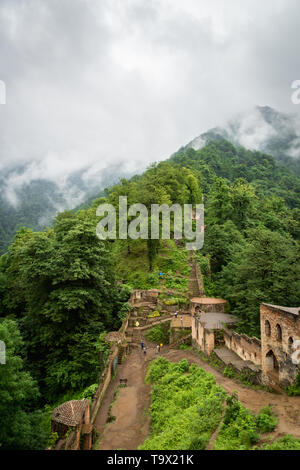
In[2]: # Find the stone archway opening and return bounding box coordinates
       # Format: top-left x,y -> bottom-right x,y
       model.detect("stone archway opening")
265,350 -> 279,381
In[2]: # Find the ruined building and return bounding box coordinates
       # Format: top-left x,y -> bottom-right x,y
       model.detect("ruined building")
191,301 -> 300,388
261,304 -> 300,388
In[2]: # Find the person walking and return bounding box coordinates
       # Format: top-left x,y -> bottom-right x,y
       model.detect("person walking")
141,341 -> 144,350
174,311 -> 178,319
180,316 -> 183,326
157,344 -> 160,354
143,346 -> 147,356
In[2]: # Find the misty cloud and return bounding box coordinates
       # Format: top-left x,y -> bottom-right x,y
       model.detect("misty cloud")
0,0 -> 300,205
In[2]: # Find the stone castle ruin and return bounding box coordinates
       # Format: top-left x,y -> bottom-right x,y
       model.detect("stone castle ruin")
191,301 -> 300,389
50,260 -> 300,450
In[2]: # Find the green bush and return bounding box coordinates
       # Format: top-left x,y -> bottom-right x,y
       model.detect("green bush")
214,392 -> 259,450
146,324 -> 170,344
80,383 -> 98,401
286,373 -> 300,396
257,435 -> 300,450
240,369 -> 258,386
179,344 -> 193,351
188,433 -> 209,450
147,310 -> 160,318
256,406 -> 278,433
223,365 -> 237,379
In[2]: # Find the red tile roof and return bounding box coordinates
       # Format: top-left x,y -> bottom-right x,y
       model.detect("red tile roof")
52,400 -> 89,426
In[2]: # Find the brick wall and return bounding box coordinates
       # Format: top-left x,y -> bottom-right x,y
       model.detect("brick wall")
223,328 -> 261,366
191,316 -> 215,355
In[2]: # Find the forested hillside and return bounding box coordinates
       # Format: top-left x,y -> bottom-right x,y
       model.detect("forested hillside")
185,106 -> 300,176
0,164 -> 133,254
102,139 -> 299,336
0,208 -> 131,449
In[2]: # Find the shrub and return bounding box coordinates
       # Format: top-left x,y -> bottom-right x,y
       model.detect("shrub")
256,406 -> 278,433
80,383 -> 98,401
179,344 -> 192,351
286,373 -> 300,396
240,369 -> 258,386
258,435 -> 300,450
223,365 -> 237,379
147,310 -> 160,318
214,393 -> 259,450
146,324 -> 170,344
188,433 -> 209,450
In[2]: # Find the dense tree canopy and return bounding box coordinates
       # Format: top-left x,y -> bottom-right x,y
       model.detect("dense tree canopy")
0,318 -> 48,450
1,208 -> 125,400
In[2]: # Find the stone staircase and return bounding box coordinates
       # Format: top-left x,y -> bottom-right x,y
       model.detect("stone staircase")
188,262 -> 201,298
125,316 -> 172,346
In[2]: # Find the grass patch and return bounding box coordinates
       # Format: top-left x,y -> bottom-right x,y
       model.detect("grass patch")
113,239 -> 191,293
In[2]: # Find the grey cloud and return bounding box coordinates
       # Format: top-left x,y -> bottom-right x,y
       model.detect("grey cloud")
0,0 -> 299,204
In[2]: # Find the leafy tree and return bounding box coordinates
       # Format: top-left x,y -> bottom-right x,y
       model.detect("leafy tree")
218,228 -> 300,336
3,209 -> 121,399
0,318 -> 48,449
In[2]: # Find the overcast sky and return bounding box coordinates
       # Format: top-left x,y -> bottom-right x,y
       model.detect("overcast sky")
0,0 -> 300,180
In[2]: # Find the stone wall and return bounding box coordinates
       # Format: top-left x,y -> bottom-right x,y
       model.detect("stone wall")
190,300 -> 227,315
260,304 -> 300,388
192,317 -> 215,355
90,312 -> 131,423
223,328 -> 261,366
129,289 -> 159,305
52,309 -> 131,451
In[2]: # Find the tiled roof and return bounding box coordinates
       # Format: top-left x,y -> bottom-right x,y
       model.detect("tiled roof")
52,400 -> 90,426
262,304 -> 300,316
197,312 -> 238,330
191,297 -> 227,304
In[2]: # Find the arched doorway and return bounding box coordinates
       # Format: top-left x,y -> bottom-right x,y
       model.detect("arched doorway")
265,350 -> 279,381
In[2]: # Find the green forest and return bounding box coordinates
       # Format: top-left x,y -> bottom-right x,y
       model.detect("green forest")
0,139 -> 299,449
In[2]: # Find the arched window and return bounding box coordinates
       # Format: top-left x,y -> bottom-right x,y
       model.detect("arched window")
288,337 -> 294,352
265,320 -> 271,337
276,324 -> 282,342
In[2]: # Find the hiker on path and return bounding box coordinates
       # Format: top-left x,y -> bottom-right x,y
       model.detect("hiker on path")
180,316 -> 183,326
143,346 -> 147,355
156,344 -> 160,353
174,311 -> 178,319
160,343 -> 163,349
141,341 -> 144,350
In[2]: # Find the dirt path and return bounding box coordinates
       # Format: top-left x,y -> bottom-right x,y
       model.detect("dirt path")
94,344 -> 158,450
94,346 -> 300,450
